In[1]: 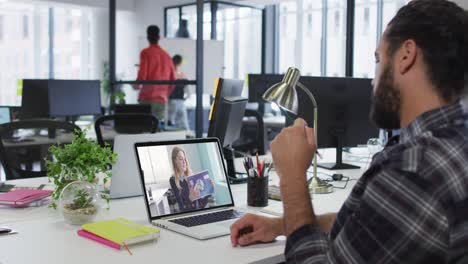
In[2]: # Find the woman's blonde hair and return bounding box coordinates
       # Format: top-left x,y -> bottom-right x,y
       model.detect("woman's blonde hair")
171,147 -> 192,189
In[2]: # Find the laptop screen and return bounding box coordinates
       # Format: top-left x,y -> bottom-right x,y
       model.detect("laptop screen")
135,139 -> 235,220
0,107 -> 11,124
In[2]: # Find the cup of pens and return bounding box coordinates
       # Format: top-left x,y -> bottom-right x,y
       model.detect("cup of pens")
244,154 -> 272,207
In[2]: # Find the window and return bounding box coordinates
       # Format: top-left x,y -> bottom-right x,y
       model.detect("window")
0,15 -> 4,41
0,3 -> 48,106
326,0 -> 346,77
180,4 -> 212,40
23,15 -> 28,39
0,2 -> 99,106
164,2 -> 262,80
217,5 -> 262,79
53,7 -> 97,80
278,0 -> 346,77
166,8 -> 179,38
353,0 -> 408,78
278,1 -> 297,74
302,0 -> 322,76
363,7 -> 370,35
353,0 -> 377,78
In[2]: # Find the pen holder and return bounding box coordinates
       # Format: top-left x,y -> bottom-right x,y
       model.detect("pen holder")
247,176 -> 269,207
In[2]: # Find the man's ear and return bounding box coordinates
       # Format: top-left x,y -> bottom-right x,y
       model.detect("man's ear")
397,39 -> 417,74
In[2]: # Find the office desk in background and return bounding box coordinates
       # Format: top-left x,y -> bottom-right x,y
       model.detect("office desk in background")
0,149 -> 368,264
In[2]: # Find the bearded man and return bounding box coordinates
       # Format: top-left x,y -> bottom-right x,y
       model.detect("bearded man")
230,0 -> 468,263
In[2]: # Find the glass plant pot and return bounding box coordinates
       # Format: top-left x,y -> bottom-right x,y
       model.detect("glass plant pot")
59,181 -> 100,225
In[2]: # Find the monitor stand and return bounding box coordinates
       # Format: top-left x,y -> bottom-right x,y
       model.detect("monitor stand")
223,146 -> 248,184
317,132 -> 360,170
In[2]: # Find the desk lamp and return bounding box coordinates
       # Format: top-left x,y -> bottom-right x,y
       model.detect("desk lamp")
262,67 -> 333,194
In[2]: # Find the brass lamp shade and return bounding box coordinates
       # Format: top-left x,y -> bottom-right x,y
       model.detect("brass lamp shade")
262,67 -> 301,114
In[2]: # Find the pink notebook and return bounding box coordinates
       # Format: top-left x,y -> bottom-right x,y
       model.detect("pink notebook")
0,189 -> 52,207
77,230 -> 121,250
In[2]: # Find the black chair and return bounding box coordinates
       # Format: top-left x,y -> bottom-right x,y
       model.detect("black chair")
94,113 -> 159,148
0,119 -> 81,180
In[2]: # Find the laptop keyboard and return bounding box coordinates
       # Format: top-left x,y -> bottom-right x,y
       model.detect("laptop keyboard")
169,209 -> 244,227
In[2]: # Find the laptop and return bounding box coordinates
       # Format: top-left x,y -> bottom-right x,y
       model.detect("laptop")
134,138 -> 245,240
110,132 -> 186,199
0,106 -> 11,124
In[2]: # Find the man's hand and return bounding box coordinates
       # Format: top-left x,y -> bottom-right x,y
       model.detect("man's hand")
230,214 -> 284,247
271,118 -> 317,236
270,118 -> 316,184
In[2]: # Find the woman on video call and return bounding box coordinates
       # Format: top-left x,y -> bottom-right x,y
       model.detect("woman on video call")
169,147 -> 211,212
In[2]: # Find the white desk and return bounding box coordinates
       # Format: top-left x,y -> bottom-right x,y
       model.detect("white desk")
0,148 -> 370,264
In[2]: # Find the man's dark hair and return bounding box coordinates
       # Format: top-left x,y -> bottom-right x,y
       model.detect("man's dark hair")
385,0 -> 468,100
147,25 -> 160,44
173,55 -> 183,66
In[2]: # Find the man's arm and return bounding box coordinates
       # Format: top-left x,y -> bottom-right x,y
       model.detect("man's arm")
134,50 -> 148,90
270,119 -> 317,236
284,167 -> 448,263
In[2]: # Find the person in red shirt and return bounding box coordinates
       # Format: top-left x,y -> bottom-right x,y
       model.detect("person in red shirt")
134,25 -> 175,123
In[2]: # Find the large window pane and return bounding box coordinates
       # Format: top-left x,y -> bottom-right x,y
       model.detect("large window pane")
302,0 -> 323,76
352,0 -> 408,78
0,2 -> 49,106
217,4 -> 262,79
326,0 -> 346,77
54,7 -> 100,80
353,0 -> 378,78
166,8 -> 179,38
278,1 -> 297,74
278,0 -> 346,77
181,3 -> 211,40
382,0 -> 407,28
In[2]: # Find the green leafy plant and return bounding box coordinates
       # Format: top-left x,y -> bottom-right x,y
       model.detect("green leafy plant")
47,130 -> 117,209
68,189 -> 93,210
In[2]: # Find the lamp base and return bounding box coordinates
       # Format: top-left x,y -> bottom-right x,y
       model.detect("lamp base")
317,162 -> 360,170
309,177 -> 333,194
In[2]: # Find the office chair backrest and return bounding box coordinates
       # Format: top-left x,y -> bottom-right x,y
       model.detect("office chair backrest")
94,113 -> 159,147
0,119 -> 81,180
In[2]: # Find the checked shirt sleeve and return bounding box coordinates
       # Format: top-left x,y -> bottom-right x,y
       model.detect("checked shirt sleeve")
285,164 -> 448,263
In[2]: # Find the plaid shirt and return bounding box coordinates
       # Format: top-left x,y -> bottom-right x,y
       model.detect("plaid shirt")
285,102 -> 468,263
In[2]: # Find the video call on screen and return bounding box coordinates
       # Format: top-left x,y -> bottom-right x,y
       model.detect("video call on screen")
137,142 -> 232,218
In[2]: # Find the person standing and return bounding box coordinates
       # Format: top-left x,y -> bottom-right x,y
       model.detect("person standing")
168,55 -> 190,130
134,25 -> 175,123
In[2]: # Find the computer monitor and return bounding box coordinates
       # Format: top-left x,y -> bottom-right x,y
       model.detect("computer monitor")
248,74 -> 282,103
48,80 -> 101,117
298,76 -> 379,169
208,78 -> 244,137
210,97 -> 247,148
0,106 -> 11,124
21,79 -> 50,119
209,97 -> 247,183
208,78 -> 246,183
248,74 -> 379,170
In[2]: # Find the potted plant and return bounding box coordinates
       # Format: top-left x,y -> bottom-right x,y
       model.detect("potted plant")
47,130 -> 117,216
59,181 -> 100,225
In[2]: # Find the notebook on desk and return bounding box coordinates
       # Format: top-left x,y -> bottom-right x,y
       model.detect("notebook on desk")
0,189 -> 52,207
134,138 -> 245,240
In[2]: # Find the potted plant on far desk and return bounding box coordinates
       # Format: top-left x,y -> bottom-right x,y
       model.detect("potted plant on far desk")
46,130 -> 117,225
